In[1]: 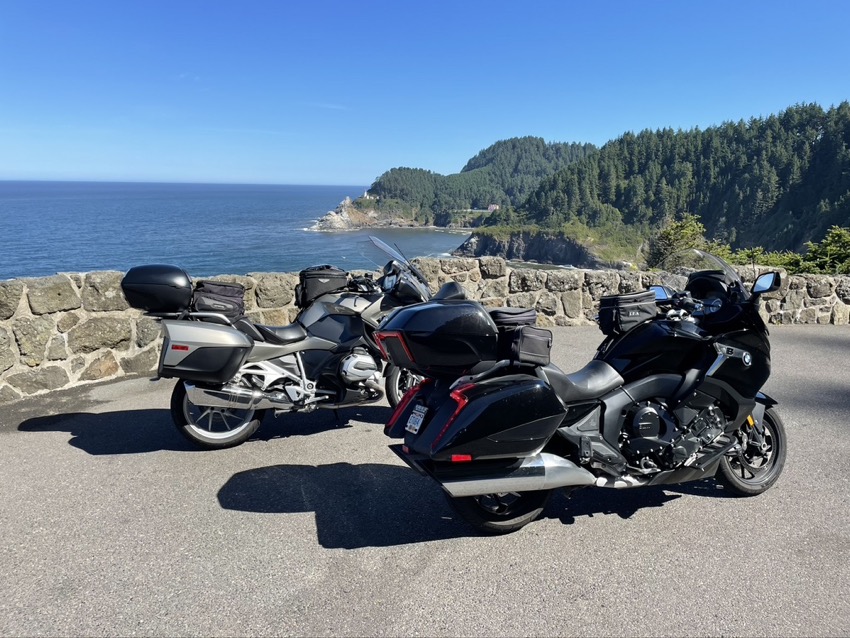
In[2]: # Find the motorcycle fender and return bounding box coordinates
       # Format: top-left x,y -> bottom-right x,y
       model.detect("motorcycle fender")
407,375 -> 567,461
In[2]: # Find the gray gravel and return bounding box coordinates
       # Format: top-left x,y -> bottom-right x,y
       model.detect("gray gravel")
1,325 -> 848,637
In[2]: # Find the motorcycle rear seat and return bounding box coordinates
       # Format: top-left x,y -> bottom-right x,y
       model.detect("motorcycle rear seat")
256,323 -> 308,345
232,318 -> 307,345
538,360 -> 624,403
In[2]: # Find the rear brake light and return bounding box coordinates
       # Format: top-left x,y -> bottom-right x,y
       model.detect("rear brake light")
431,383 -> 476,451
384,378 -> 432,433
451,454 -> 473,463
375,331 -> 415,363
171,344 -> 190,351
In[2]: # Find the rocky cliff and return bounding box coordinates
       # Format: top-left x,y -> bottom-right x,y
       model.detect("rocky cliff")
453,231 -> 603,268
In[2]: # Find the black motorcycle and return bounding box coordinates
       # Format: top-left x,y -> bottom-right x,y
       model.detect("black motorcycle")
121,236 -> 431,449
378,249 -> 786,533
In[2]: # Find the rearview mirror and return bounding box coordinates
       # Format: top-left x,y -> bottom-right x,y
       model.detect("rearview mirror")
649,285 -> 676,301
752,272 -> 781,295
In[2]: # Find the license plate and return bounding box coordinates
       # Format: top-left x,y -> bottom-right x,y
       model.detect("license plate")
405,404 -> 428,434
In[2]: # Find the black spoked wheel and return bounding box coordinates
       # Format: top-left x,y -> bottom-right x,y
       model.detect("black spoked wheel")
170,381 -> 265,450
385,365 -> 423,408
445,490 -> 552,534
717,407 -> 787,496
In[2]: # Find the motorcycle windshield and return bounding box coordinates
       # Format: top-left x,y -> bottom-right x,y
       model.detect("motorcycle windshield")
369,235 -> 412,268
369,235 -> 431,299
657,248 -> 750,301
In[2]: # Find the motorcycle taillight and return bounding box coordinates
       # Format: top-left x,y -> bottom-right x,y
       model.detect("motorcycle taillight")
375,331 -> 415,367
430,383 -> 476,452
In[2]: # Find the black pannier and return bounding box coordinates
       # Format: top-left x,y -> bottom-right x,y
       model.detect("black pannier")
295,265 -> 349,308
192,280 -> 246,321
597,290 -> 657,336
121,264 -> 193,313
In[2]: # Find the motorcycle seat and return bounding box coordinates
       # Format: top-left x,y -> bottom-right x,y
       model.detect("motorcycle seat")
538,360 -> 624,403
255,322 -> 308,345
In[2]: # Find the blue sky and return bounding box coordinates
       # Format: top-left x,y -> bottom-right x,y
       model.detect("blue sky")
1,0 -> 848,186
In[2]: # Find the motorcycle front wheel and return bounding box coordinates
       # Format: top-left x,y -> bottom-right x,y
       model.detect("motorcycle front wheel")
445,490 -> 552,535
385,365 -> 423,408
170,381 -> 266,449
717,407 -> 786,495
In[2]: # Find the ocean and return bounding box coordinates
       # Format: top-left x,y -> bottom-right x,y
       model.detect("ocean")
0,181 -> 471,280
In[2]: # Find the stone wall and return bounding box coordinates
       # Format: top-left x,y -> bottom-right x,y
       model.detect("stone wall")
2,258 -> 849,404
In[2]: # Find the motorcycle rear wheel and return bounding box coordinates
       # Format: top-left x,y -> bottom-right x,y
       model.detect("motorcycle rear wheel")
445,490 -> 552,534
385,365 -> 423,408
717,407 -> 786,495
170,381 -> 266,449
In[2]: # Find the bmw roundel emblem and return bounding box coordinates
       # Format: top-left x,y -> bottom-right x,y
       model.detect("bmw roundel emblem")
742,352 -> 752,367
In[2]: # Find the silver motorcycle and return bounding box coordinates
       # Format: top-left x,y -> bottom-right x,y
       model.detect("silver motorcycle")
121,237 -> 429,449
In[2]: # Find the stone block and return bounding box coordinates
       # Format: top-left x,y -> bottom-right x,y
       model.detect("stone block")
26,275 -> 81,315
479,297 -> 507,308
0,327 -> 16,372
507,292 -> 537,308
7,366 -> 70,394
535,292 -> 560,316
478,257 -> 506,279
79,352 -> 120,381
806,276 -> 834,300
13,316 -> 54,367
47,335 -> 68,361
618,272 -> 645,294
0,384 -> 21,404
831,301 -> 849,325
67,317 -> 132,354
798,307 -> 818,323
440,258 -> 477,274
584,271 -> 620,300
119,349 -> 160,375
81,272 -> 130,311
56,312 -> 81,333
260,308 -> 290,326
0,280 -> 24,320
135,317 -> 161,347
836,277 -> 850,304
509,269 -> 547,293
478,278 -> 508,299
545,269 -> 582,292
411,258 -> 441,284
560,290 -> 584,319
254,273 -> 296,308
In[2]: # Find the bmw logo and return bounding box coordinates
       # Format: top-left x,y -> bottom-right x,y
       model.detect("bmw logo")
742,352 -> 752,367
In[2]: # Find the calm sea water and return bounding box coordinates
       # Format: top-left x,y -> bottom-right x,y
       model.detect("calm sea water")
0,181 -> 471,279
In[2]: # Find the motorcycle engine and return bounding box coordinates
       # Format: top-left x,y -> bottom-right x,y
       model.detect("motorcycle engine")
339,349 -> 380,386
619,401 -> 680,470
620,401 -> 726,471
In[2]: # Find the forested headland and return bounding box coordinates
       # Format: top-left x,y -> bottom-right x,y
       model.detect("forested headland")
354,102 -> 850,272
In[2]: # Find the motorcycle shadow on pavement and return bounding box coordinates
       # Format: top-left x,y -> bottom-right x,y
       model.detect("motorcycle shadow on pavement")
250,405 -> 393,442
16,405 -> 392,456
217,463 -> 712,547
217,461 -> 471,548
17,409 -> 194,455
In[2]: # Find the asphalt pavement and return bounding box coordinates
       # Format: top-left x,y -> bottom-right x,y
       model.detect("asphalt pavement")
1,325 -> 849,637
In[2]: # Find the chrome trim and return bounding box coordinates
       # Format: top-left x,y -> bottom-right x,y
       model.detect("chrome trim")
440,453 -> 596,497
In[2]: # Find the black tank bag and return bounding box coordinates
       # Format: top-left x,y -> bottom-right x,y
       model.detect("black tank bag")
597,290 -> 656,336
192,280 -> 246,321
295,265 -> 349,308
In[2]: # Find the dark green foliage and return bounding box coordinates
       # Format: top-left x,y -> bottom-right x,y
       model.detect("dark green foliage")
520,103 -> 850,253
365,137 -> 597,216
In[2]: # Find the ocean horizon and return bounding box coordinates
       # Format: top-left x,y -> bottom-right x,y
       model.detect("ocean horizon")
0,180 -> 471,280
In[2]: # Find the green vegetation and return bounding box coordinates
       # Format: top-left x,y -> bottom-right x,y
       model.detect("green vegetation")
519,102 -> 850,255
361,102 -> 850,272
358,137 -> 597,222
646,213 -> 850,275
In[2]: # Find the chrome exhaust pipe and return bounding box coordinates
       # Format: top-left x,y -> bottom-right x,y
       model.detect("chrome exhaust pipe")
440,453 -> 596,498
185,382 -> 292,410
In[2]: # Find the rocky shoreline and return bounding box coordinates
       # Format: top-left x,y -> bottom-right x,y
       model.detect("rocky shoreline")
311,197 -> 422,231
